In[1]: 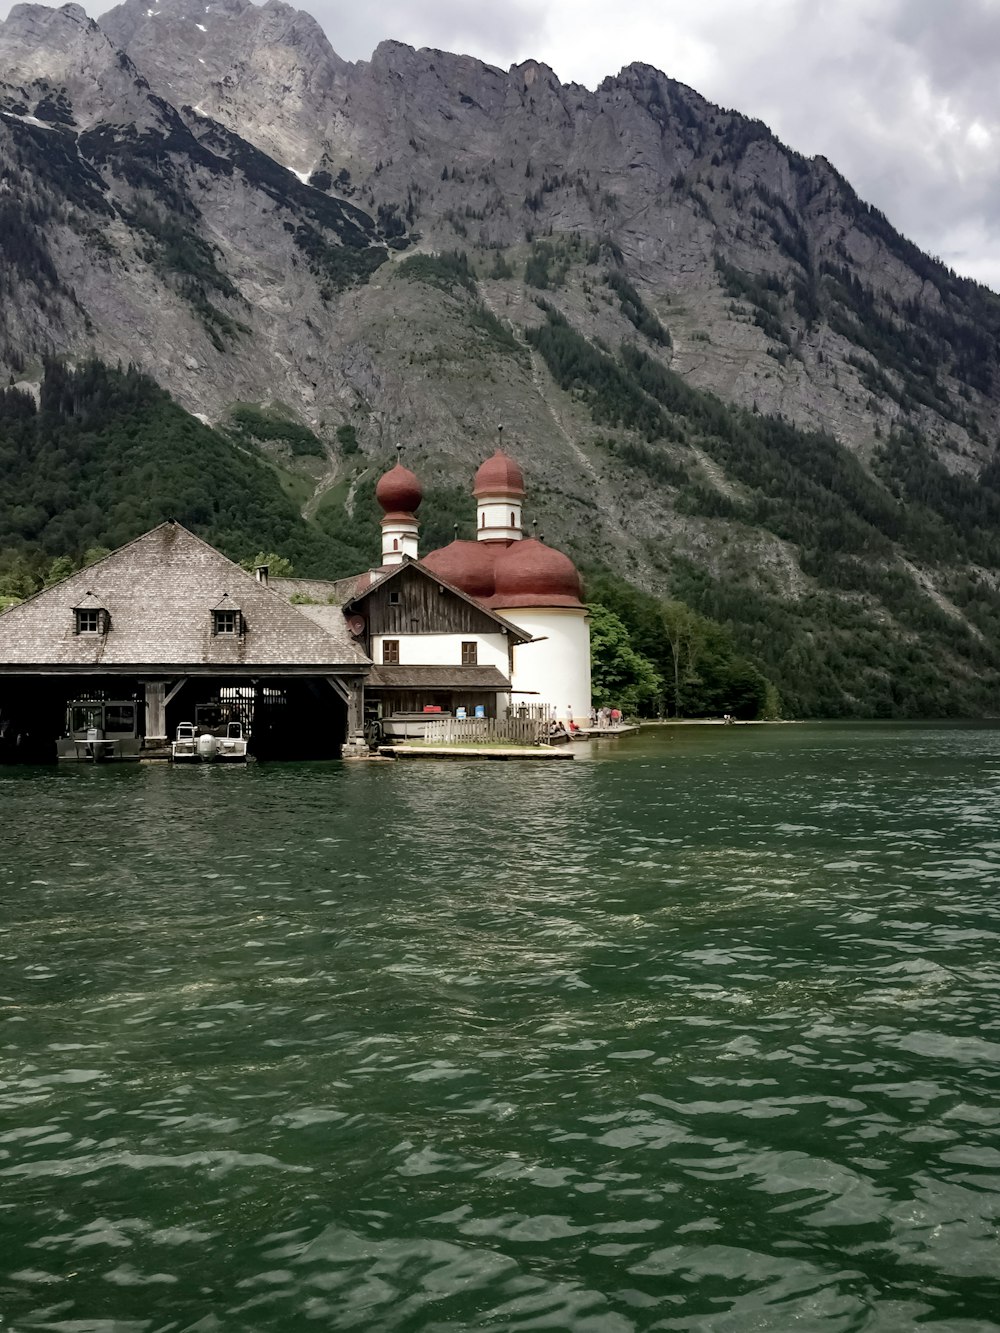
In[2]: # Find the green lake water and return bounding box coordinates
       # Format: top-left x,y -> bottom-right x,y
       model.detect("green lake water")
2,723 -> 1000,1332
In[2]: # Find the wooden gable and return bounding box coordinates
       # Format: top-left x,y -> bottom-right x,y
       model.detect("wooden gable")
348,562 -> 523,639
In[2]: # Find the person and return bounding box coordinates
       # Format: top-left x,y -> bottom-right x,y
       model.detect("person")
610,707 -> 621,727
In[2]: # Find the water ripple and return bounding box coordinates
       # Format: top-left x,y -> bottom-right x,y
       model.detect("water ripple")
1,724 -> 999,1329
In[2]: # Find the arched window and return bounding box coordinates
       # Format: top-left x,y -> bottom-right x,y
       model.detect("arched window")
510,511 -> 515,527
393,538 -> 399,550
480,512 -> 486,528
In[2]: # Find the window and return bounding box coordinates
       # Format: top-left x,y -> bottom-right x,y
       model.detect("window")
388,591 -> 400,605
510,511 -> 515,527
70,705 -> 103,733
461,641 -> 478,666
213,609 -> 240,636
104,705 -> 136,735
382,639 -> 400,664
75,609 -> 101,634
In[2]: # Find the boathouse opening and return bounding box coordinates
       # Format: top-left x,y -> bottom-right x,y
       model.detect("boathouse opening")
0,674 -> 352,764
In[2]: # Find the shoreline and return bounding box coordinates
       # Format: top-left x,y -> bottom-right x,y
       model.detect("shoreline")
638,718 -> 800,726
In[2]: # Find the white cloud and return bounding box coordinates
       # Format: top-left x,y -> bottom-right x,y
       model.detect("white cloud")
4,0 -> 1000,287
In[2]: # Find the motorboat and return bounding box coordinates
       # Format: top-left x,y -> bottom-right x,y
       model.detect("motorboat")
57,699 -> 142,761
216,720 -> 249,761
379,711 -> 454,741
171,721 -> 199,762
171,719 -> 248,763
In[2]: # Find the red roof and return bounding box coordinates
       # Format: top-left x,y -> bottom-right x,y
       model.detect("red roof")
422,537 -> 583,609
473,449 -> 525,499
376,462 -> 422,515
491,538 -> 583,608
421,540 -> 499,600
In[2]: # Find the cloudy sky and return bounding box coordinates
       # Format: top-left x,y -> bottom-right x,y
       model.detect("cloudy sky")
6,0 -> 1000,290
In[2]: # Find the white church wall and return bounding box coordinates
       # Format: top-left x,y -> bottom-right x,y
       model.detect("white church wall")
372,632 -> 510,672
506,608 -> 591,723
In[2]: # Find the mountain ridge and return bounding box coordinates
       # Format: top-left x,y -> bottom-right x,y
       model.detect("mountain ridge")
1,0 -> 999,716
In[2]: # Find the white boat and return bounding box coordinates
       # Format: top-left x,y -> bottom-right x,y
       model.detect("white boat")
216,721 -> 249,761
171,721 -> 199,762
171,720 -> 248,763
379,711 -> 454,741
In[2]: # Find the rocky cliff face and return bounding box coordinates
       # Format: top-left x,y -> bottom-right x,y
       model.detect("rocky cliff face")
101,0 -> 347,173
2,0 -> 1000,714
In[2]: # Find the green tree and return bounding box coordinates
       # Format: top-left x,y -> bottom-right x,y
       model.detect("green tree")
240,552 -> 295,578
336,424 -> 360,455
588,603 -> 662,715
660,601 -> 707,716
43,555 -> 75,587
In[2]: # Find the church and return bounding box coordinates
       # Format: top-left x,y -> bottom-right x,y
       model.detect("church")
273,448 -> 593,733
0,447 -> 591,759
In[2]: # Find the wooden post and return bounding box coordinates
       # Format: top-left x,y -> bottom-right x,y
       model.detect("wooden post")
326,675 -> 367,748
347,676 -> 365,739
143,680 -> 167,744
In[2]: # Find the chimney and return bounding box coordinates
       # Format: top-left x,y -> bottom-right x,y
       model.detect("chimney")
254,565 -> 269,587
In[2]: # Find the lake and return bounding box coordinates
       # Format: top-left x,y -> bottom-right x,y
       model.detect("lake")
2,723 -> 999,1331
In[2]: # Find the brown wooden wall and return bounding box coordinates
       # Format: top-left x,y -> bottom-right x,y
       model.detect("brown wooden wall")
356,566 -> 506,638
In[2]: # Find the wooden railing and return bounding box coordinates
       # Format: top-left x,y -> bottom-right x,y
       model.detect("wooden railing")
421,716 -> 547,746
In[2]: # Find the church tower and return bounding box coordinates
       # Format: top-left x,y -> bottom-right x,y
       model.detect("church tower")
473,446 -> 525,543
375,455 -> 422,567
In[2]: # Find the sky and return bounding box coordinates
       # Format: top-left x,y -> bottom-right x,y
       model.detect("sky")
5,0 -> 1000,290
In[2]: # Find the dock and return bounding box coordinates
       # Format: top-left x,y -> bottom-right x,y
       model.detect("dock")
378,744 -> 574,761
573,724 -> 640,739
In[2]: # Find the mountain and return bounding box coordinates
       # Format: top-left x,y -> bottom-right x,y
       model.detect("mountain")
1,0 -> 999,716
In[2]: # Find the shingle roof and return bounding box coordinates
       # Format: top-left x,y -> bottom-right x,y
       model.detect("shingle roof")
293,603 -> 363,641
269,576 -> 365,603
367,665 -> 511,689
72,591 -> 108,611
0,524 -> 371,671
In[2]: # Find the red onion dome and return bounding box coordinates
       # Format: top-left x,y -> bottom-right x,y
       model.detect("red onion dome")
473,449 -> 525,498
421,540 -> 499,601
376,462 -> 422,515
490,538 -> 584,608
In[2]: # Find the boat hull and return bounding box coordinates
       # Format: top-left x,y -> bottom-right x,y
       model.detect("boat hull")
56,738 -> 141,762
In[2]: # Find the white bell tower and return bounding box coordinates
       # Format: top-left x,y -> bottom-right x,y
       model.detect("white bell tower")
474,427 -> 526,543
375,447 -> 422,567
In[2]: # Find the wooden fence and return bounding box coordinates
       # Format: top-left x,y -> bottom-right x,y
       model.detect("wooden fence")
421,716 -> 548,746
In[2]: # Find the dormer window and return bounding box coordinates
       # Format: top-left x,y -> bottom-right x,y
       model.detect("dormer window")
73,595 -> 109,636
213,609 -> 240,636
211,594 -> 243,637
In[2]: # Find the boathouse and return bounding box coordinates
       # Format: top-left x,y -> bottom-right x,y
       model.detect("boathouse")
0,524 -> 369,761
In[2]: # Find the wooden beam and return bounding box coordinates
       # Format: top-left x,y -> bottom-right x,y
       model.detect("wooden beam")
163,679 -> 187,707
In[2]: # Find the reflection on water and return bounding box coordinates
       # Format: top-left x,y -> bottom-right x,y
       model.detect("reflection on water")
1,723 -> 1000,1330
